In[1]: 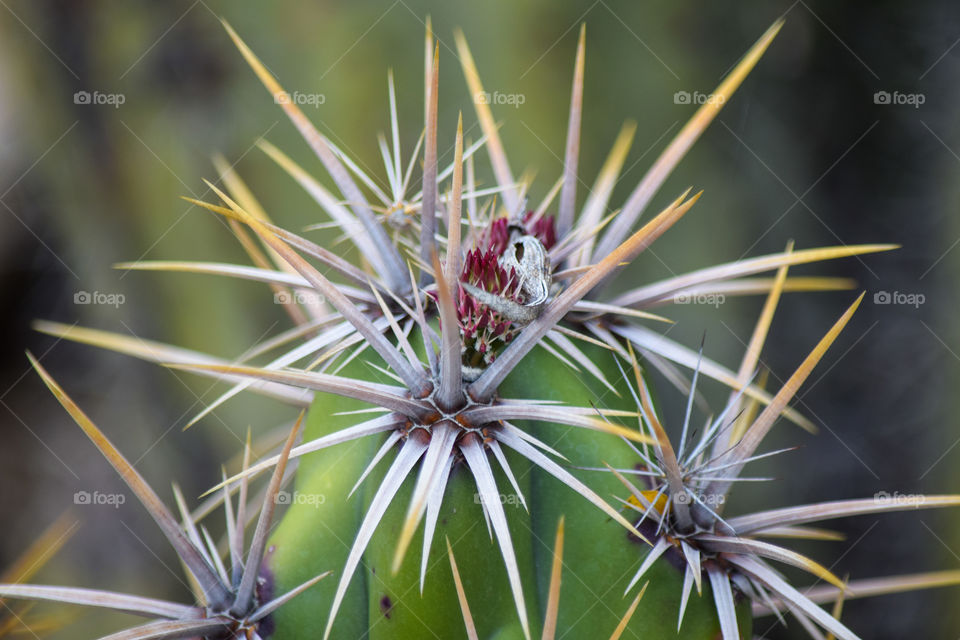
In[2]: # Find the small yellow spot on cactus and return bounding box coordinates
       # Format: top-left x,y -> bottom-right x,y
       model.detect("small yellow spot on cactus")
627,490 -> 668,515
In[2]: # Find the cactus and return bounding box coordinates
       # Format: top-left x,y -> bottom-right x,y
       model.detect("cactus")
5,14 -> 960,640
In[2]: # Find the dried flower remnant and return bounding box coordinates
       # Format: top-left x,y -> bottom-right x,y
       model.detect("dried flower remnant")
446,212 -> 557,378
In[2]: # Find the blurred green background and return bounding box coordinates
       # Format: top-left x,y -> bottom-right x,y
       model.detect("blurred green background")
1,1 -> 958,638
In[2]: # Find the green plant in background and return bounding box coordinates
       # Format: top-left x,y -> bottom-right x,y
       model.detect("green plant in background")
4,15 -> 960,640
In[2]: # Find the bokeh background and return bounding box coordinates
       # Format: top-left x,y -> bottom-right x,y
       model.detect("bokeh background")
1,1 -> 958,638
